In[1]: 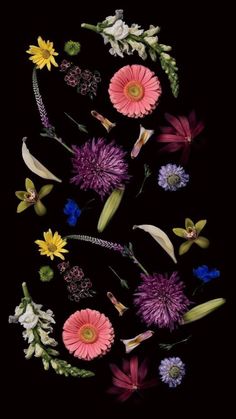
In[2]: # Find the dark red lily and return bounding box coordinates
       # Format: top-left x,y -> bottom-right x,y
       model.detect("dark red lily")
156,111 -> 204,164
108,356 -> 157,402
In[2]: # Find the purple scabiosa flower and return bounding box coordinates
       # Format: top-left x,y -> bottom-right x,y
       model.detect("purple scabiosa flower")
71,138 -> 130,199
193,265 -> 220,283
134,272 -> 190,330
159,357 -> 185,388
158,164 -> 189,191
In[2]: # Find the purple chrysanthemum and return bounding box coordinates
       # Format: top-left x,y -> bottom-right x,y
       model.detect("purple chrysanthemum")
159,357 -> 185,388
71,138 -> 130,199
134,272 -> 190,329
158,164 -> 189,191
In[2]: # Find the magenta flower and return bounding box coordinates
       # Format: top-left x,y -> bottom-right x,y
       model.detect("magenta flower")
134,272 -> 190,330
156,111 -> 204,164
108,356 -> 157,402
71,138 -> 130,199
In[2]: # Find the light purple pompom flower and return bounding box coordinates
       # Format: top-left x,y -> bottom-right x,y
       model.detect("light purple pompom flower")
134,272 -> 190,330
158,164 -> 189,191
71,138 -> 130,199
159,357 -> 185,388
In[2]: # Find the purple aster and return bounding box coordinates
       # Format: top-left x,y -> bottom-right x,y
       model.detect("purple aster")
134,272 -> 190,330
71,138 -> 130,199
159,357 -> 185,388
158,164 -> 189,191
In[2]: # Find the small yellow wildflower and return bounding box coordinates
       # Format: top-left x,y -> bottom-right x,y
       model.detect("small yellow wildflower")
35,229 -> 68,260
26,36 -> 58,70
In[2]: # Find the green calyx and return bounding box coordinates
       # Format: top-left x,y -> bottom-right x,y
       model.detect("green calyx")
39,266 -> 54,282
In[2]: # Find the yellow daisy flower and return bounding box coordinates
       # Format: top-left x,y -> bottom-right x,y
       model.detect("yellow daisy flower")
35,229 -> 69,260
26,36 -> 59,71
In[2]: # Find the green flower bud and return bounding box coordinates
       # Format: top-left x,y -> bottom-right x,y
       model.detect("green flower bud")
39,266 -> 54,282
64,40 -> 81,56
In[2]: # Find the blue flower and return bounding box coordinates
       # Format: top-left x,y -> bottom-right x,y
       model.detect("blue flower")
64,199 -> 81,226
193,265 -> 220,283
159,357 -> 185,388
158,164 -> 189,191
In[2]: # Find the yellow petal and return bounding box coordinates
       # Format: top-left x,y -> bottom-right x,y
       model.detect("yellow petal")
50,55 -> 58,67
46,61 -> 51,71
37,36 -> 47,49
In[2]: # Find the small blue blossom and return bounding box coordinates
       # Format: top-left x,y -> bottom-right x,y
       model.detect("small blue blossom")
193,265 -> 220,283
159,357 -> 185,388
64,199 -> 81,227
158,164 -> 189,191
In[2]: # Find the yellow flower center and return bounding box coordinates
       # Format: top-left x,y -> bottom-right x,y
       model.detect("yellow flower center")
169,366 -> 180,379
47,243 -> 57,252
78,324 -> 98,343
124,81 -> 144,101
41,49 -> 51,59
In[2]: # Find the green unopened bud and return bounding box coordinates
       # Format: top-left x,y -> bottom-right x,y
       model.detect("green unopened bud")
39,266 -> 54,282
182,298 -> 226,324
64,40 -> 81,56
42,358 -> 50,370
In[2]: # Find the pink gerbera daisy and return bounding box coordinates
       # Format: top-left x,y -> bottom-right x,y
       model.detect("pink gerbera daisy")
109,65 -> 162,118
62,309 -> 115,361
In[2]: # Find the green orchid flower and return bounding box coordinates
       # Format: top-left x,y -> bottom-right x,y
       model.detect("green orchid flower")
173,218 -> 210,255
15,178 -> 53,216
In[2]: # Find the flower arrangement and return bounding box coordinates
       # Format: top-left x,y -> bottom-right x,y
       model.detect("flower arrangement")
10,9 -> 226,406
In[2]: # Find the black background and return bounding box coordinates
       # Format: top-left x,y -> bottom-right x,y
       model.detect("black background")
6,1 -> 234,417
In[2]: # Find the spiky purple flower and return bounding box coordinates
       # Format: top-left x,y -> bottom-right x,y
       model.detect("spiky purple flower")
71,138 -> 130,198
134,272 -> 190,330
32,68 -> 53,130
159,357 -> 185,388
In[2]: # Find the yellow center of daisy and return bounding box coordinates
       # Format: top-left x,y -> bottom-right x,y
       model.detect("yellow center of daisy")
124,81 -> 144,101
78,324 -> 98,343
41,49 -> 51,59
47,243 -> 57,252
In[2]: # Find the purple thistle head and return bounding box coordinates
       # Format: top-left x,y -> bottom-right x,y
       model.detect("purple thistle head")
71,138 -> 130,199
134,272 -> 190,330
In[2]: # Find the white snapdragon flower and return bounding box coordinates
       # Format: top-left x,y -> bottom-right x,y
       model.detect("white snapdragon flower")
104,20 -> 129,41
129,24 -> 144,36
104,9 -> 123,26
127,40 -> 148,60
109,40 -> 124,58
34,343 -> 44,358
24,343 -> 35,359
144,25 -> 160,36
23,329 -> 34,343
38,328 -> 58,346
144,36 -> 158,47
19,304 -> 39,329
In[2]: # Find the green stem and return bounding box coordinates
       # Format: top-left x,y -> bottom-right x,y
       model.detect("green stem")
81,23 -> 100,33
22,282 -> 31,300
53,135 -> 74,154
131,255 -> 149,275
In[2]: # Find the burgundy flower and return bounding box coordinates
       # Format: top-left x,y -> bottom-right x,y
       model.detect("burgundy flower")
108,357 -> 157,402
156,111 -> 204,164
71,138 -> 130,199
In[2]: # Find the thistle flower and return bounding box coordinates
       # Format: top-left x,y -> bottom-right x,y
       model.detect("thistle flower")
158,164 -> 189,191
15,178 -> 53,216
159,357 -> 185,388
156,111 -> 205,164
134,272 -> 190,329
173,218 -> 210,255
81,10 -> 179,96
71,138 -> 130,199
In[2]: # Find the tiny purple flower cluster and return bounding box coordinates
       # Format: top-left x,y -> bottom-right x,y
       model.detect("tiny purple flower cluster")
59,60 -> 101,99
57,261 -> 95,302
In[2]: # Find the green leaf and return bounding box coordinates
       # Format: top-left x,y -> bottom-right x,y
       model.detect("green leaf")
38,184 -> 54,199
34,200 -> 47,216
172,228 -> 187,238
25,178 -> 35,191
182,298 -> 226,324
195,236 -> 210,248
97,188 -> 125,233
195,219 -> 207,234
17,201 -> 32,213
185,218 -> 194,229
15,191 -> 26,200
179,240 -> 193,255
